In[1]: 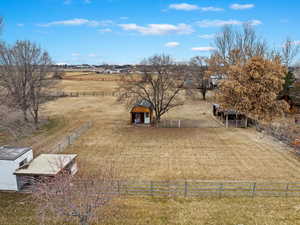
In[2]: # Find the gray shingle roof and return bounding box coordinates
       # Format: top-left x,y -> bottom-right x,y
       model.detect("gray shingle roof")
134,99 -> 153,109
0,146 -> 32,161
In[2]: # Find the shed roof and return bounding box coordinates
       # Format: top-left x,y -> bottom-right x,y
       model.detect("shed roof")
14,154 -> 77,176
132,99 -> 153,110
0,146 -> 32,161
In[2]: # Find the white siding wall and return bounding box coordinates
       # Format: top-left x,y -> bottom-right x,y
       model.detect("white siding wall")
144,112 -> 150,124
0,150 -> 33,191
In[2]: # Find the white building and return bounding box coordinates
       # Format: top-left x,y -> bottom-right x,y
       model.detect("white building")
0,146 -> 33,191
0,146 -> 78,192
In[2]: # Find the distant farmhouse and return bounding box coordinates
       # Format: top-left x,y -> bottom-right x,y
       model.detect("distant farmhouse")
291,67 -> 300,81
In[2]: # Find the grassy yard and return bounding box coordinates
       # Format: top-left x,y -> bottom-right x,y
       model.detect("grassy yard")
41,93 -> 300,181
1,192 -> 300,225
2,73 -> 300,224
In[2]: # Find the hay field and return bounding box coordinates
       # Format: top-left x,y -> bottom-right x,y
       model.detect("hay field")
41,76 -> 300,182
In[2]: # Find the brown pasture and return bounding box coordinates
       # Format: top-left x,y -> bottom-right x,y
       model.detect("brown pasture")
40,75 -> 300,182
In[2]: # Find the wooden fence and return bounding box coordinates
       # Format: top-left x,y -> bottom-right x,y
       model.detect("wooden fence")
46,91 -> 119,98
63,77 -> 123,82
48,121 -> 92,153
112,180 -> 300,198
156,119 -> 222,128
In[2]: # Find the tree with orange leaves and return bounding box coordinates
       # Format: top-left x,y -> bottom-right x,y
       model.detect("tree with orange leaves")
217,56 -> 289,123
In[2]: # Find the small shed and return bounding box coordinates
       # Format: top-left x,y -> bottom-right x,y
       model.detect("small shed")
0,146 -> 33,191
213,104 -> 248,128
14,154 -> 78,191
131,100 -> 153,124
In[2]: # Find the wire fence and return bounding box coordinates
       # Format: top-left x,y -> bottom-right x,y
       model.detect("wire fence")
256,123 -> 300,151
112,180 -> 300,198
48,121 -> 93,153
46,91 -> 120,98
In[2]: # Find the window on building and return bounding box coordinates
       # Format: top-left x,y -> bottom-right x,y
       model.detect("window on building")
145,112 -> 149,117
19,159 -> 28,168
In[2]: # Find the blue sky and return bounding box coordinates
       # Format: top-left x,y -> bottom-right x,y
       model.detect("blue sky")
1,0 -> 300,64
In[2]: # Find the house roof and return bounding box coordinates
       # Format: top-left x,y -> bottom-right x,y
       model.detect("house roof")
0,146 -> 32,161
14,154 -> 77,176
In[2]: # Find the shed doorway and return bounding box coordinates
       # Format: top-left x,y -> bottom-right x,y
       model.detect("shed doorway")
132,112 -> 145,124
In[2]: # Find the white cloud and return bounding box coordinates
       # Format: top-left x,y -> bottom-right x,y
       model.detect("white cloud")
119,23 -> 194,35
191,47 -> 216,52
230,4 -> 255,10
200,7 -> 224,12
169,3 -> 223,11
38,18 -> 113,27
17,23 -> 24,27
71,53 -> 80,57
84,0 -> 91,3
165,42 -> 180,47
249,20 -> 262,26
197,19 -> 262,27
199,34 -> 215,39
99,28 -> 112,33
88,53 -> 97,57
120,17 -> 129,20
169,3 -> 199,11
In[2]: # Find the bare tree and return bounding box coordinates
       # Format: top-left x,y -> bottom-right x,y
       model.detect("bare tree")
211,24 -> 268,69
118,55 -> 187,122
281,37 -> 300,67
189,56 -> 209,100
33,167 -> 118,225
0,40 -> 53,125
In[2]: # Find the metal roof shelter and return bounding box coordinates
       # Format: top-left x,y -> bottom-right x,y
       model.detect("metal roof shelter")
15,154 -> 77,176
0,146 -> 32,161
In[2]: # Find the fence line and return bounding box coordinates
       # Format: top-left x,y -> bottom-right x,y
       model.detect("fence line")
48,121 -> 92,153
46,91 -> 120,98
111,180 -> 300,198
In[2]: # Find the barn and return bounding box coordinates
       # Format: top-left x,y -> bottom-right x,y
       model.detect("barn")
131,100 -> 153,124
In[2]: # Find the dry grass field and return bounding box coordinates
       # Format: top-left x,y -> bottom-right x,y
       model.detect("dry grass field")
2,72 -> 300,225
40,75 -> 300,182
2,192 -> 300,225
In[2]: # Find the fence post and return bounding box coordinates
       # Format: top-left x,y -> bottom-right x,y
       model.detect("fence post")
219,183 -> 223,198
184,180 -> 188,197
252,182 -> 256,198
179,120 -> 181,128
150,181 -> 154,197
285,183 -> 289,198
68,135 -> 71,145
117,180 -> 120,194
